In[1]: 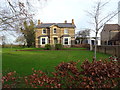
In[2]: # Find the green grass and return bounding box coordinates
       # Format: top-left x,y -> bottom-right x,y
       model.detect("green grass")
2,47 -> 110,76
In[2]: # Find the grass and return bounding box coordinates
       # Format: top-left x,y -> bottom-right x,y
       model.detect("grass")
2,47 -> 110,76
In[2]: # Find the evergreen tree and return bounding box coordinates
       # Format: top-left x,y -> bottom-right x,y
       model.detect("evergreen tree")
21,20 -> 35,47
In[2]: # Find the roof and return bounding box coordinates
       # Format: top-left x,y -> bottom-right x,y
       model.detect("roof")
37,35 -> 49,38
102,24 -> 120,31
36,23 -> 76,28
61,35 -> 70,37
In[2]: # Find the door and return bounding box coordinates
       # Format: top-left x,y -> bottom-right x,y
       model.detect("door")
54,37 -> 58,44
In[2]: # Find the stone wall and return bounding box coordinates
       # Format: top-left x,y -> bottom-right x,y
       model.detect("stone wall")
93,45 -> 120,57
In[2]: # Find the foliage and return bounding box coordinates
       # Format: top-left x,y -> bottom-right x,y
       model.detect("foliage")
44,44 -> 52,50
21,20 -> 35,47
2,57 -> 120,88
55,44 -> 63,50
2,71 -> 21,88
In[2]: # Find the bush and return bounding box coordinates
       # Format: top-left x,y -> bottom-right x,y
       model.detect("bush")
44,44 -> 51,50
2,58 -> 120,88
55,44 -> 63,50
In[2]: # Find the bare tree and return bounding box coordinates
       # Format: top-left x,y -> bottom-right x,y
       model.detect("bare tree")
15,35 -> 26,46
0,0 -> 47,44
87,1 -> 119,59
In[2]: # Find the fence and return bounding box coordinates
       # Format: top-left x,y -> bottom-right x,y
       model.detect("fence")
93,45 -> 120,57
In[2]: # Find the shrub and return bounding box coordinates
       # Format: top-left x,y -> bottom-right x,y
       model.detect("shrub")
2,71 -> 21,88
44,44 -> 51,50
55,44 -> 63,50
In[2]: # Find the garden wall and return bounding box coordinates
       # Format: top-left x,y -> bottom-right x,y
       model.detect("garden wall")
93,45 -> 120,57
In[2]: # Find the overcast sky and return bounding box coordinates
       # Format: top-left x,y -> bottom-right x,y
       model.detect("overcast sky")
0,0 -> 119,44
34,0 -> 119,34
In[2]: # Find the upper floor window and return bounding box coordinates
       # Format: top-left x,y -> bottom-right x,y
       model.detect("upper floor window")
64,29 -> 68,34
42,29 -> 46,34
53,28 -> 57,34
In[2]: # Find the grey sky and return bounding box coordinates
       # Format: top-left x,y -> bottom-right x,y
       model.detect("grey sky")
0,0 -> 119,44
35,0 -> 119,33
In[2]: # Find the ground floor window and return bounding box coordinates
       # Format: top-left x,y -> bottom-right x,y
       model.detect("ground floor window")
64,38 -> 68,44
63,37 -> 71,45
42,38 -> 45,44
40,37 -> 48,45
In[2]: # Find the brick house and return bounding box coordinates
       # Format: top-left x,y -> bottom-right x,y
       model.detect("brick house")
35,19 -> 76,48
101,24 -> 120,45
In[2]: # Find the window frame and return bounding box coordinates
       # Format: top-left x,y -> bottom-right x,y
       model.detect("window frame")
63,37 -> 71,45
64,29 -> 68,34
64,38 -> 68,45
42,38 -> 46,44
40,37 -> 48,45
53,28 -> 57,34
42,29 -> 46,34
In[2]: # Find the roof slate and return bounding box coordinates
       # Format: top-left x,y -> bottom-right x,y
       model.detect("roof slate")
102,24 -> 120,31
36,23 -> 76,28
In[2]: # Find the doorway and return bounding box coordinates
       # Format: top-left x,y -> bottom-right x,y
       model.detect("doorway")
54,37 -> 58,44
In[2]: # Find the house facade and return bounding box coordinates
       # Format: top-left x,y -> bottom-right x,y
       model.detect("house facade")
101,24 -> 120,45
35,19 -> 76,48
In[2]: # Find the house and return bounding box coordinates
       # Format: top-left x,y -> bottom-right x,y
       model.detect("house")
35,19 -> 76,48
101,24 -> 120,45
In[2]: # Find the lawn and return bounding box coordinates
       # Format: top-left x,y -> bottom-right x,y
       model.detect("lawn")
2,47 -> 110,76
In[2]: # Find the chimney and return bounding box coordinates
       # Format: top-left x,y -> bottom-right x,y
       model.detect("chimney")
72,19 -> 74,25
38,20 -> 41,25
64,20 -> 67,23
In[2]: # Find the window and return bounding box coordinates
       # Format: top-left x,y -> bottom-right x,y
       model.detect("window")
64,29 -> 68,34
42,29 -> 46,34
64,38 -> 68,44
42,38 -> 45,44
53,28 -> 57,34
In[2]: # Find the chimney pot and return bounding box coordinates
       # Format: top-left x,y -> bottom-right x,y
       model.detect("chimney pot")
38,20 -> 40,25
64,20 -> 67,23
72,19 -> 74,25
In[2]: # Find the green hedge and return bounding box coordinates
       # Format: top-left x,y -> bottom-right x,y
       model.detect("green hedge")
44,44 -> 52,50
55,44 -> 63,50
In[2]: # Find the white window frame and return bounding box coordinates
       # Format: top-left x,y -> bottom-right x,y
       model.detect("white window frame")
63,37 -> 71,45
53,28 -> 57,34
64,29 -> 68,34
40,37 -> 48,45
42,29 -> 46,34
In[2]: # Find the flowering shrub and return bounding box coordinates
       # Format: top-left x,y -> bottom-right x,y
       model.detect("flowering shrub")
23,68 -> 61,88
2,58 -> 120,88
2,71 -> 21,88
80,59 -> 120,88
109,56 -> 120,62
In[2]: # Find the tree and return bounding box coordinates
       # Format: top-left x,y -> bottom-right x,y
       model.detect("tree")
87,1 -> 119,59
15,35 -> 26,47
76,29 -> 90,44
1,35 -> 6,48
21,20 -> 35,47
0,0 -> 46,44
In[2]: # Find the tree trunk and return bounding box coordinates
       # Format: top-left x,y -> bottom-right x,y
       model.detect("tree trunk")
94,32 -> 98,60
